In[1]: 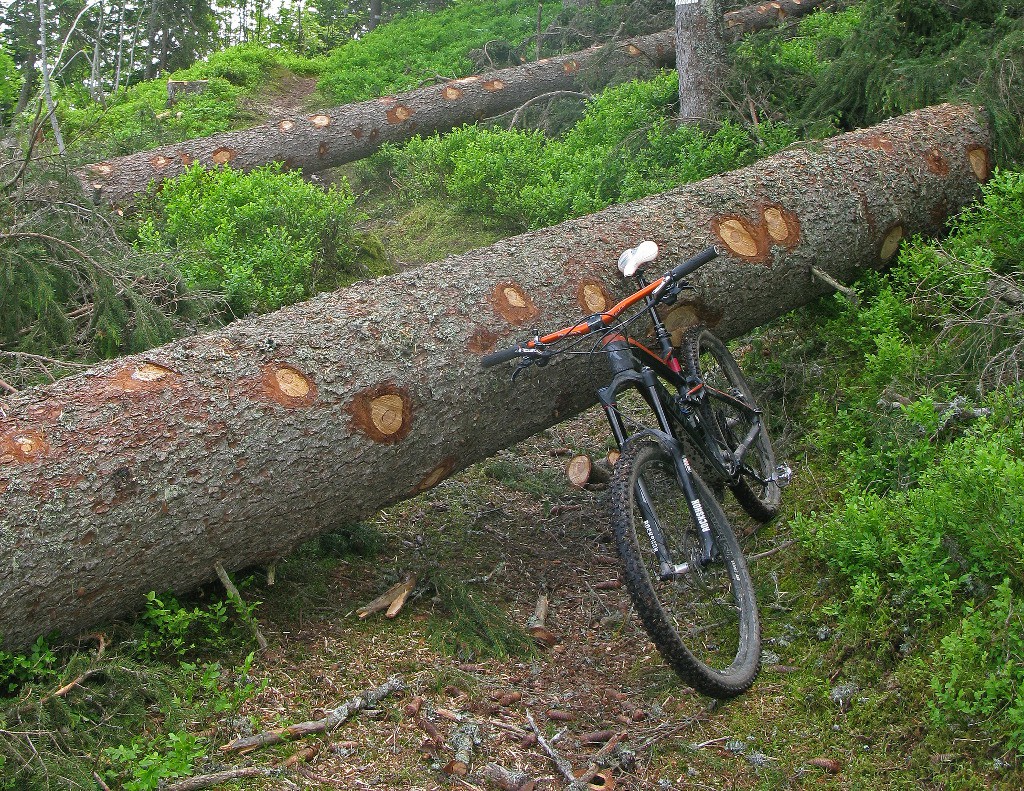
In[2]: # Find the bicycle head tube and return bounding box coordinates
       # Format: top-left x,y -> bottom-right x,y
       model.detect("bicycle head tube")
600,334 -> 636,376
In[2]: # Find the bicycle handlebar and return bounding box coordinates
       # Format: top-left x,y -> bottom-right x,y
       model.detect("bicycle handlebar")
668,245 -> 719,281
480,345 -> 525,368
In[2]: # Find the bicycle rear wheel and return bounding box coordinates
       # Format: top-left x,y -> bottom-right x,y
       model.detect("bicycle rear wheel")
611,439 -> 760,698
683,326 -> 781,522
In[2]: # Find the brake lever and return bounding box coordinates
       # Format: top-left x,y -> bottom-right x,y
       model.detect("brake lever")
510,349 -> 552,382
511,358 -> 532,383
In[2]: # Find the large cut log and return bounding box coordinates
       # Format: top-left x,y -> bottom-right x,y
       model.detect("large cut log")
77,30 -> 676,204
724,0 -> 828,35
76,0 -> 829,204
1,104 -> 990,648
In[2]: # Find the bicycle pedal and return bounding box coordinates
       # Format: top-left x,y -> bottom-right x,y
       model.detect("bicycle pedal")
773,463 -> 793,488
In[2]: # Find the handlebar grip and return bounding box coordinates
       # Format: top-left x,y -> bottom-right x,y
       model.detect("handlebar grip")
480,345 -> 524,368
668,246 -> 720,281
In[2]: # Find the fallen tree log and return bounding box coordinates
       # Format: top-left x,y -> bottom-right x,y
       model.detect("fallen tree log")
0,104 -> 990,648
76,0 -> 829,204
77,29 -> 676,204
724,0 -> 828,36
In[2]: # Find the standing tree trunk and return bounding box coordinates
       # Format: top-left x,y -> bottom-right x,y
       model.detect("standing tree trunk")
37,0 -> 66,155
113,0 -> 125,94
90,0 -> 105,102
0,104 -> 991,649
126,0 -> 146,88
143,0 -> 160,79
675,0 -> 726,123
368,0 -> 382,31
14,59 -> 38,116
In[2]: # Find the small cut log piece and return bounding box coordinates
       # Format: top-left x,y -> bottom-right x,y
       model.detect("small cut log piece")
444,722 -> 481,776
526,593 -> 556,648
567,455 -> 612,488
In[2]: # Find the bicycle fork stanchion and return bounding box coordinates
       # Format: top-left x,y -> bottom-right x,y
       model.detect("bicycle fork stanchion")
665,456 -> 715,580
597,359 -> 715,582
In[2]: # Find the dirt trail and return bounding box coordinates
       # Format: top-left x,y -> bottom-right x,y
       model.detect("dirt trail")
248,74 -> 319,120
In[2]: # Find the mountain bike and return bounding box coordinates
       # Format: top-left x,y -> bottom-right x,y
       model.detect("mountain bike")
481,242 -> 790,698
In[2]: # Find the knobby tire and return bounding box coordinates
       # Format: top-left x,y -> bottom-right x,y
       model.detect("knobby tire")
682,326 -> 781,522
611,440 -> 760,698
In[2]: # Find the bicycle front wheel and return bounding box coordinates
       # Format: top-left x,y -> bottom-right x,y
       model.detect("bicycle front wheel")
611,440 -> 760,698
683,326 -> 781,522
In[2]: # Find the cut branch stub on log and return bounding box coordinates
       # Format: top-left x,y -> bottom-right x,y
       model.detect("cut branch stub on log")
0,104 -> 990,649
76,0 -> 832,204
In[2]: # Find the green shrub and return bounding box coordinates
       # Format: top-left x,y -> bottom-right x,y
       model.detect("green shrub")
0,46 -> 19,122
104,731 -> 206,791
316,0 -> 556,104
798,0 -> 1024,163
372,73 -> 795,231
786,168 -> 1024,750
136,163 -> 384,315
174,42 -> 319,89
0,637 -> 58,696
1,184 -> 203,390
797,416 -> 1024,619
60,44 -> 321,159
136,592 -> 230,658
932,580 -> 1024,751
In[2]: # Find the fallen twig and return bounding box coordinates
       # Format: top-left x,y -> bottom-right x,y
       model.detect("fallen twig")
482,762 -> 536,791
746,540 -> 796,563
357,573 -> 417,619
811,265 -> 859,307
508,91 -> 589,128
164,766 -> 280,791
38,668 -> 104,705
526,710 -> 575,784
466,562 -> 506,585
220,675 -> 406,753
571,731 -> 627,789
280,743 -> 319,767
214,561 -> 268,650
92,771 -> 113,791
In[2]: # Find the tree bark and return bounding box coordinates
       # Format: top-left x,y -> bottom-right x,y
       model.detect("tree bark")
368,0 -> 382,31
675,0 -> 726,123
76,0 -> 829,204
723,0 -> 829,36
77,29 -> 676,203
1,104 -> 990,649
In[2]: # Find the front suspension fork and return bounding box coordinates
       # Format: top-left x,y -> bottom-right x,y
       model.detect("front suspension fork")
599,370 -> 714,580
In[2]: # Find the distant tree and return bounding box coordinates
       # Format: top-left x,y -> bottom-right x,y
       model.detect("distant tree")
143,0 -> 218,78
1,0 -> 41,115
0,46 -> 22,127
